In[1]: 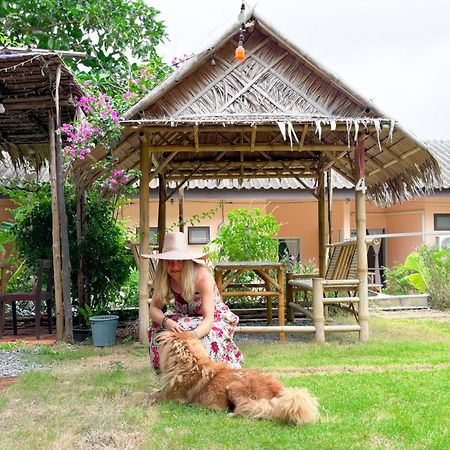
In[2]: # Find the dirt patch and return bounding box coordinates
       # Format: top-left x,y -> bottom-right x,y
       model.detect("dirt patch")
0,376 -> 19,391
261,362 -> 450,377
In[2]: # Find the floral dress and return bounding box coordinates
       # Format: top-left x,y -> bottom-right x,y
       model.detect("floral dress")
148,284 -> 244,370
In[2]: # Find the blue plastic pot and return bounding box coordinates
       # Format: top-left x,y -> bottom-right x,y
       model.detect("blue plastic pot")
89,315 -> 119,347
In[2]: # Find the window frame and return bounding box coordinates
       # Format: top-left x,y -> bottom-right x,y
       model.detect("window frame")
434,214 -> 450,231
188,226 -> 211,245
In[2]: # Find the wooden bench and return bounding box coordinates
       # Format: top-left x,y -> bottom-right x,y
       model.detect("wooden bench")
286,239 -> 379,342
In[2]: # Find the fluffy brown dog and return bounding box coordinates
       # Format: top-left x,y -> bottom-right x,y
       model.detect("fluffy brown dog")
152,331 -> 319,425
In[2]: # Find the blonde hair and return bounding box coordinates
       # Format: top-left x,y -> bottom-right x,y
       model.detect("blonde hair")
153,260 -> 199,302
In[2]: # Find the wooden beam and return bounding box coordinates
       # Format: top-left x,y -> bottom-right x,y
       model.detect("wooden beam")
193,125 -> 199,152
250,125 -> 257,152
143,144 -> 349,153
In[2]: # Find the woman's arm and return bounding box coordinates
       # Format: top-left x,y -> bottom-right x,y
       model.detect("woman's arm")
149,295 -> 182,333
194,266 -> 215,338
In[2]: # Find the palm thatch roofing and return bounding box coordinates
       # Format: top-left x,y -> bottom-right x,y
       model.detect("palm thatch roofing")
75,5 -> 441,206
0,48 -> 83,170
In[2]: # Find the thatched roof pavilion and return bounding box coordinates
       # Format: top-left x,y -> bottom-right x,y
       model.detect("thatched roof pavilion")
0,48 -> 84,341
74,5 -> 441,343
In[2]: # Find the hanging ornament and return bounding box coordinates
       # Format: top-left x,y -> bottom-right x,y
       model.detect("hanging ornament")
235,42 -> 245,61
235,2 -> 246,61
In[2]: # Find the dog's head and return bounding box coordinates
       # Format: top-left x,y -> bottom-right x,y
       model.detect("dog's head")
156,331 -> 215,389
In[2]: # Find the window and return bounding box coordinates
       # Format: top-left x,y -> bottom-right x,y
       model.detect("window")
434,214 -> 450,231
278,238 -> 300,261
188,226 -> 210,245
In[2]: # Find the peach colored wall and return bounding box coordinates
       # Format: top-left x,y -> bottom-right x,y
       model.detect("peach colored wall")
267,201 -> 318,264
120,194 -> 450,268
121,198 -> 268,245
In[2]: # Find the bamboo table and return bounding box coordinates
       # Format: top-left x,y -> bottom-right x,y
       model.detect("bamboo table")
214,261 -> 285,341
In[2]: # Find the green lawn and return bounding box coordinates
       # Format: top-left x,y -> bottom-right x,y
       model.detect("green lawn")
0,316 -> 449,449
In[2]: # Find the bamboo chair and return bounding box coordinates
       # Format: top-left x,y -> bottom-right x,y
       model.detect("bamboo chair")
0,259 -> 53,338
286,240 -> 378,341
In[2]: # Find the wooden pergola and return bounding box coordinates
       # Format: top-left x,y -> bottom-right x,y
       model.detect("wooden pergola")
74,7 -> 441,343
0,48 -> 85,341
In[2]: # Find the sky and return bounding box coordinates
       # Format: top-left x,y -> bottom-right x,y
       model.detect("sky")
149,0 -> 450,140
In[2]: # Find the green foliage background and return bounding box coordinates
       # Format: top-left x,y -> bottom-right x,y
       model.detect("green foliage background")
8,183 -> 133,311
1,0 -> 168,95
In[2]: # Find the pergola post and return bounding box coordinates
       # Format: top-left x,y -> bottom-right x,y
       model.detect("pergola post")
48,112 -> 64,340
355,136 -> 369,342
318,169 -> 327,277
158,172 -> 167,251
178,186 -> 185,232
138,132 -> 150,344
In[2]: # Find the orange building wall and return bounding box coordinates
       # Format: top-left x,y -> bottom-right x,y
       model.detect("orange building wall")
120,193 -> 450,269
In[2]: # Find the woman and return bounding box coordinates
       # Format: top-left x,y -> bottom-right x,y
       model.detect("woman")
144,231 -> 243,371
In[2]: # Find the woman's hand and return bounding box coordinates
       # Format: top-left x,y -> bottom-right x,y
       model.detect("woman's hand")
164,318 -> 183,333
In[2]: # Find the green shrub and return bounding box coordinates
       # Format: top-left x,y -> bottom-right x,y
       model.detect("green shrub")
8,183 -> 133,312
383,264 -> 418,295
207,208 -> 279,262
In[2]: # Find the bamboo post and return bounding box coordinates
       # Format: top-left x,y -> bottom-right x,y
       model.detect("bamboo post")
265,276 -> 272,325
158,172 -> 167,252
54,65 -> 73,342
327,170 -> 333,245
312,278 -> 325,343
139,132 -> 150,344
318,170 -> 327,277
286,272 -> 294,322
277,265 -> 285,342
48,111 -> 64,340
75,189 -> 86,309
355,136 -> 369,342
178,186 -> 184,232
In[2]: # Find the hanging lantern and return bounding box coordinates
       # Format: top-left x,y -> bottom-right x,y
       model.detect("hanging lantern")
235,42 -> 245,61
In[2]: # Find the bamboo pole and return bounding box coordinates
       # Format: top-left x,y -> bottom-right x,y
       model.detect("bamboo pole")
48,112 -> 63,340
327,170 -> 333,245
75,189 -> 86,309
54,64 -> 73,342
318,170 -> 327,277
265,278 -> 272,325
277,265 -> 285,342
158,172 -> 167,251
138,132 -> 150,344
355,136 -> 369,342
286,272 -> 294,322
178,186 -> 184,232
312,278 -> 325,343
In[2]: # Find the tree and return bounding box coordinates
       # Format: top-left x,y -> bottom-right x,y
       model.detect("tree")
1,0 -> 167,94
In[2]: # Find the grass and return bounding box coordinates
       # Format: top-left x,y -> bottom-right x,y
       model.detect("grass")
0,316 -> 449,449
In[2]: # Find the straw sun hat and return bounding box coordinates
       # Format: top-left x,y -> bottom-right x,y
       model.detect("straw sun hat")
141,231 -> 208,262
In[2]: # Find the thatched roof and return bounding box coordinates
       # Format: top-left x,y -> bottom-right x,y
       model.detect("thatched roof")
75,5 -> 441,206
0,48 -> 83,170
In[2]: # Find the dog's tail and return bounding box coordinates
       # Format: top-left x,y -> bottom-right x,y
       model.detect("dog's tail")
234,388 -> 319,425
